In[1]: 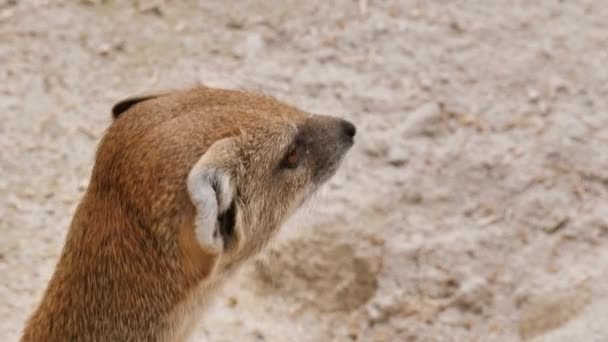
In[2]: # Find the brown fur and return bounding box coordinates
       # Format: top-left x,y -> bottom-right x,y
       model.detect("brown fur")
21,86 -> 355,341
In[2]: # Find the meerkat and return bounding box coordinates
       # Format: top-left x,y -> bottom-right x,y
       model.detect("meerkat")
20,86 -> 356,341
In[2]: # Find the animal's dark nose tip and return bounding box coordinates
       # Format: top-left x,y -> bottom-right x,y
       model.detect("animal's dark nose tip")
340,120 -> 356,140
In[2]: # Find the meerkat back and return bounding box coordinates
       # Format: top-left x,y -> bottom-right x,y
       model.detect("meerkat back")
21,86 -> 356,342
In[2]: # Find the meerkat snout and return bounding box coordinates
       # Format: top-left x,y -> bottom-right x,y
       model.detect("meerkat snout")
340,119 -> 357,140
21,86 -> 355,342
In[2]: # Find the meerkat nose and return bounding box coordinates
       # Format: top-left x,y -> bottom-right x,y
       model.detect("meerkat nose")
340,120 -> 356,141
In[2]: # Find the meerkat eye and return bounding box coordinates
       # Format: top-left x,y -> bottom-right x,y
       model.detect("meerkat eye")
282,147 -> 301,169
280,135 -> 308,170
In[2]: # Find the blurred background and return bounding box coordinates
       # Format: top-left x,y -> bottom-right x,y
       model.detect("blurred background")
1,0 -> 608,341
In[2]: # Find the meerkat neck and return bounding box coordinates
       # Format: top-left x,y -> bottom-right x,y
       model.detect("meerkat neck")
21,195 -> 202,341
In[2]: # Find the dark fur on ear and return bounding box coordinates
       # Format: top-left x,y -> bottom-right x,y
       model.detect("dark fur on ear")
111,92 -> 171,119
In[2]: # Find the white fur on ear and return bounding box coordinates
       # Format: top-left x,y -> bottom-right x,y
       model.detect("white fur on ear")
187,139 -> 237,254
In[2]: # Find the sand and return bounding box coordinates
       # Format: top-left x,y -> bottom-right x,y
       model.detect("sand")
1,0 -> 608,341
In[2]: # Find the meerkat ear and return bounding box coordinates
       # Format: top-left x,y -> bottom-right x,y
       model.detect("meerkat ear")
187,138 -> 239,254
111,91 -> 173,119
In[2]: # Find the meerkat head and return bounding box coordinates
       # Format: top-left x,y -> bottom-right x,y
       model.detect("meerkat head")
105,87 -> 356,275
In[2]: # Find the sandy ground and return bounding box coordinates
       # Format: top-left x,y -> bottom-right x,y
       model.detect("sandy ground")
2,0 -> 608,341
